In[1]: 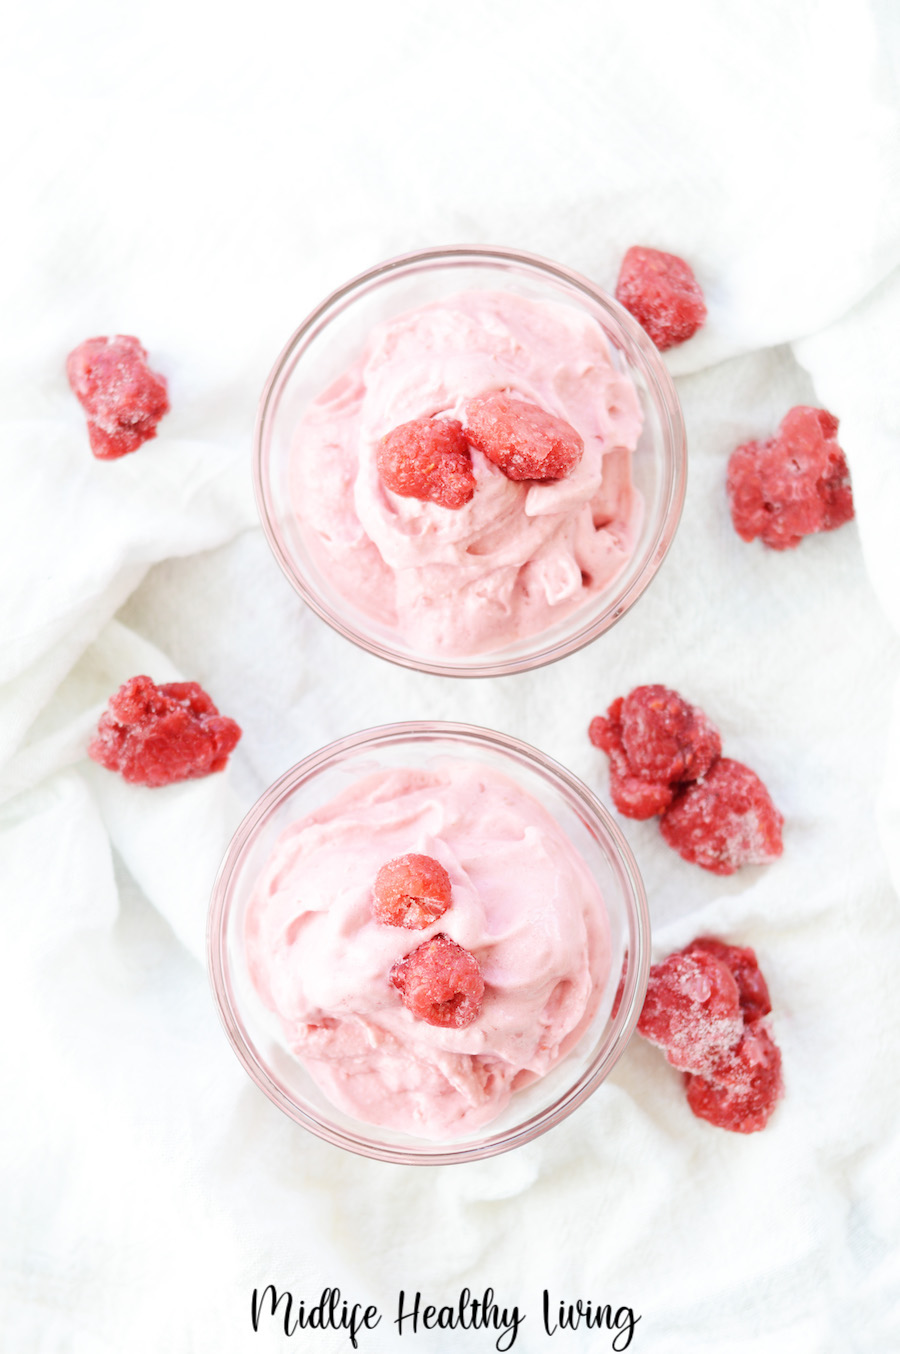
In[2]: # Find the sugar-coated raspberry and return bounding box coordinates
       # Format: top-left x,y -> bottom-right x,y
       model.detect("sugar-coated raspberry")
660,758 -> 783,876
465,392 -> 583,481
682,937 -> 771,1023
727,406 -> 854,550
377,416 -> 475,509
88,675 -> 241,787
390,933 -> 484,1028
373,854 -> 452,930
685,1023 -> 783,1133
589,709 -> 675,819
66,335 -> 170,460
615,247 -> 707,351
637,951 -> 744,1074
619,685 -> 722,784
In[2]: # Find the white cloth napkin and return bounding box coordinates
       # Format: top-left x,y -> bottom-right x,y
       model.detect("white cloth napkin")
3,1 -> 900,1350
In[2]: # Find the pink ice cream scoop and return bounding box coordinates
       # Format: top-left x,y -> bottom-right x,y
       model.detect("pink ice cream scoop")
291,290 -> 644,658
245,760 -> 611,1140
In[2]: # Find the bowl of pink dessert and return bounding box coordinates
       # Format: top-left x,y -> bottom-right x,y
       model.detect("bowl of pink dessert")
208,722 -> 650,1164
254,246 -> 686,677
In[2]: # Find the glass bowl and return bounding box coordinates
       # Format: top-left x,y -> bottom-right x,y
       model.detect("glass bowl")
207,722 -> 650,1164
254,245 -> 686,677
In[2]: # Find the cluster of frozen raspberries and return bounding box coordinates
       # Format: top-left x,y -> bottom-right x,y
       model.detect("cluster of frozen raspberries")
638,938 -> 782,1133
589,685 -> 782,877
67,243 -> 854,1138
588,684 -> 785,1133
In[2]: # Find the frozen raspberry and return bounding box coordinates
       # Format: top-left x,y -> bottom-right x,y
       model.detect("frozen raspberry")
660,758 -> 783,876
727,406 -> 854,550
465,392 -> 583,481
377,416 -> 475,509
619,685 -> 721,785
389,933 -> 484,1029
682,937 -> 771,1023
588,686 -> 719,821
589,708 -> 675,819
591,690 -> 783,873
637,951 -> 744,1074
615,247 -> 707,351
640,938 -> 783,1132
88,675 -> 241,787
685,1023 -> 783,1133
373,854 -> 452,930
66,335 -> 170,460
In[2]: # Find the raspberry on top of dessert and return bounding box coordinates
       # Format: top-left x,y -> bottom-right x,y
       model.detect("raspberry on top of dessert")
292,290 -> 643,657
245,760 -> 611,1139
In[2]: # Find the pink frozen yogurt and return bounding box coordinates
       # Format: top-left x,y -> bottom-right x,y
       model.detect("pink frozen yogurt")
291,290 -> 644,657
245,760 -> 611,1140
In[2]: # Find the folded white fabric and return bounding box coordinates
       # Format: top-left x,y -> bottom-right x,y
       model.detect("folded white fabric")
0,430 -> 254,769
2,1 -> 900,1351
794,270 -> 900,903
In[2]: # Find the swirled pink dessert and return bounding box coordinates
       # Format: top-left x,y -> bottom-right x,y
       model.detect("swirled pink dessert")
291,291 -> 643,656
245,761 -> 611,1140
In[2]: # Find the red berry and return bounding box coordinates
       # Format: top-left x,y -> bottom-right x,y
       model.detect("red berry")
373,854 -> 452,930
640,938 -> 783,1132
682,937 -> 771,1023
685,1022 -> 783,1133
591,690 -> 783,874
637,951 -> 744,1074
660,758 -> 783,876
589,686 -> 719,822
619,684 -> 721,784
615,247 -> 707,351
465,392 -> 583,481
727,406 -> 854,550
389,933 -> 484,1029
589,710 -> 674,819
88,675 -> 241,787
588,699 -> 624,753
377,416 -> 475,509
66,335 -> 170,460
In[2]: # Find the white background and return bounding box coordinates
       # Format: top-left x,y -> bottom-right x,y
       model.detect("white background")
2,2 -> 900,1351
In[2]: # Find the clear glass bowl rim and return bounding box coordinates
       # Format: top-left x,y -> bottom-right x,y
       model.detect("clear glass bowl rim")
253,243 -> 687,679
207,720 -> 651,1165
